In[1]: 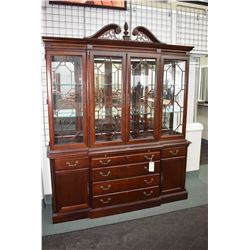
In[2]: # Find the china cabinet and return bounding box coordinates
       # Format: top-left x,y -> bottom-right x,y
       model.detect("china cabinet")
43,22 -> 193,223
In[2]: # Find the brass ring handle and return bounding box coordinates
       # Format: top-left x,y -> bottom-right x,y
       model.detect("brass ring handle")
144,178 -> 154,184
99,171 -> 111,177
100,184 -> 111,191
144,155 -> 154,161
143,191 -> 154,197
169,149 -> 179,155
66,161 -> 79,167
100,197 -> 111,204
99,159 -> 111,166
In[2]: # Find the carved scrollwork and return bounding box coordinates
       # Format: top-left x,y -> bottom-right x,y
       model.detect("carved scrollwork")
132,26 -> 161,43
132,28 -> 151,42
99,28 -> 121,40
88,23 -> 122,40
88,22 -> 161,43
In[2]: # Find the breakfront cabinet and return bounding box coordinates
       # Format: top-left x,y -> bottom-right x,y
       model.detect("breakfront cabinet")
43,23 -> 193,223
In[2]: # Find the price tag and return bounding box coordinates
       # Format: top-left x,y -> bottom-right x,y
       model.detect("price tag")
149,161 -> 155,172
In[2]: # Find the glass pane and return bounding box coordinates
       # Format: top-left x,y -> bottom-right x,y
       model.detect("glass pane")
130,58 -> 156,139
51,55 -> 83,144
162,60 -> 186,136
94,56 -> 123,142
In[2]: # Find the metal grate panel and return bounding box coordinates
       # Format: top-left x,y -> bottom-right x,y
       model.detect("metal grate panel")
131,0 -> 172,44
176,5 -> 208,52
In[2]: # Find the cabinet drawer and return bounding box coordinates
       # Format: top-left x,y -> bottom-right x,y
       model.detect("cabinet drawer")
127,187 -> 159,203
54,157 -> 89,171
127,161 -> 160,176
161,146 -> 186,158
92,161 -> 160,182
92,179 -> 127,195
92,174 -> 160,195
127,174 -> 160,191
92,186 -> 159,208
91,151 -> 160,168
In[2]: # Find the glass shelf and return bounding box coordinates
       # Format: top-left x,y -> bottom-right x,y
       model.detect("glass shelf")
53,116 -> 83,118
53,84 -> 82,86
131,112 -> 151,115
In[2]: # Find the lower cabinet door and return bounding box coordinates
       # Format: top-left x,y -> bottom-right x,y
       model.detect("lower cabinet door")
54,168 -> 89,213
161,157 -> 186,194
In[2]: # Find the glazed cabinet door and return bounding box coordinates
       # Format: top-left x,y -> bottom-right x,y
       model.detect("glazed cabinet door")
160,57 -> 188,138
90,52 -> 126,145
54,169 -> 89,213
161,157 -> 186,194
46,52 -> 87,149
127,55 -> 159,142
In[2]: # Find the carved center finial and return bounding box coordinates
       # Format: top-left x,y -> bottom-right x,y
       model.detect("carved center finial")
123,21 -> 130,40
124,22 -> 129,36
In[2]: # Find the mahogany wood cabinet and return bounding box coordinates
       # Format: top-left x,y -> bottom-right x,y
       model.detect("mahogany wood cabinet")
43,23 -> 193,223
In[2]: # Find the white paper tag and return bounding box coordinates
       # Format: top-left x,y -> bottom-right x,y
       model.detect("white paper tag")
149,161 -> 155,172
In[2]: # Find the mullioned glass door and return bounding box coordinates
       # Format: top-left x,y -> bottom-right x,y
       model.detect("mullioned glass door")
161,58 -> 187,137
128,56 -> 158,141
50,54 -> 85,145
92,54 -> 125,144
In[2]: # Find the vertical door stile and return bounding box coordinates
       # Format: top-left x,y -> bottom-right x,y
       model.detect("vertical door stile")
125,53 -> 130,144
123,53 -> 127,144
182,58 -> 189,138
155,55 -> 163,140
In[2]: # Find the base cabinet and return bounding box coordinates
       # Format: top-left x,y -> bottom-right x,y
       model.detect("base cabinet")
49,143 -> 189,223
54,168 -> 90,213
161,157 -> 186,194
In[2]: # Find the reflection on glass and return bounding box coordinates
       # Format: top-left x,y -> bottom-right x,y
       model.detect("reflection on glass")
94,56 -> 123,141
51,56 -> 83,144
130,58 -> 156,139
162,60 -> 186,136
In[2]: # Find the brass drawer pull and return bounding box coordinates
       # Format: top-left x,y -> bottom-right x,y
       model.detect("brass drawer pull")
144,178 -> 154,184
66,161 -> 79,167
143,191 -> 154,197
144,166 -> 148,171
144,154 -> 154,161
99,159 -> 111,166
169,149 -> 179,155
100,197 -> 111,204
100,184 -> 111,191
99,170 -> 111,177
